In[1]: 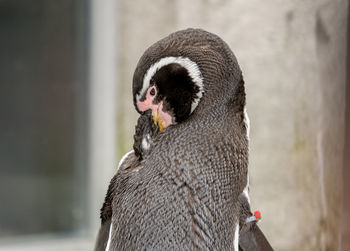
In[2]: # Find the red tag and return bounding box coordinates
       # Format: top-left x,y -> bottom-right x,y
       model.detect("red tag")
254,211 -> 261,219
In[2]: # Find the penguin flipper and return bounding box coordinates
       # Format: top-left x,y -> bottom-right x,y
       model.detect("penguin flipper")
94,170 -> 119,251
94,150 -> 143,251
94,218 -> 111,251
239,223 -> 274,251
238,193 -> 273,251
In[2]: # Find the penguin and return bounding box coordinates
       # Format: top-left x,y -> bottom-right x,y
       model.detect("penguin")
95,28 -> 270,250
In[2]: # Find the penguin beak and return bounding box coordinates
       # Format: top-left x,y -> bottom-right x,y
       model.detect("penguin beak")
137,100 -> 173,131
152,113 -> 166,131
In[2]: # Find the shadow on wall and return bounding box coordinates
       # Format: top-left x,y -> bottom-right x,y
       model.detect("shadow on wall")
342,1 -> 350,250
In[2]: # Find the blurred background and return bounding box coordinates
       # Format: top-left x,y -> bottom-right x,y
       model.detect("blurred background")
0,0 -> 348,250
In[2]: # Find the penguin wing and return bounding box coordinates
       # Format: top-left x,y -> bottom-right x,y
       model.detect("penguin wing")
94,217 -> 112,251
94,150 -> 139,251
239,224 -> 274,251
238,194 -> 274,251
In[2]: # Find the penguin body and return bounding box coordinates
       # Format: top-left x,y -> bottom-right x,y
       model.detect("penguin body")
95,111 -> 273,251
94,28 -> 271,250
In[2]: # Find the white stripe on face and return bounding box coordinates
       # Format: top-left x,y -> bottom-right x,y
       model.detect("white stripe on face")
136,56 -> 204,114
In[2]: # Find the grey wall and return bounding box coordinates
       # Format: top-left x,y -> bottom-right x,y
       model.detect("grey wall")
116,1 -> 348,250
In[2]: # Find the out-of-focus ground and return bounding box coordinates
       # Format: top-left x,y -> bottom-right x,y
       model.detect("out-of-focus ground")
116,0 -> 348,250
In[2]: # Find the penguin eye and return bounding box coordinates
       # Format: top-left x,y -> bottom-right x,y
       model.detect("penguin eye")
149,87 -> 156,97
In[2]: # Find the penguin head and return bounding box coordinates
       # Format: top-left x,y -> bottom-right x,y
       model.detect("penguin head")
133,28 -> 244,131
134,56 -> 203,130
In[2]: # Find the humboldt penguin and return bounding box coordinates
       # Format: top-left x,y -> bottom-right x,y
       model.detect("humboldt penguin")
95,28 -> 272,250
